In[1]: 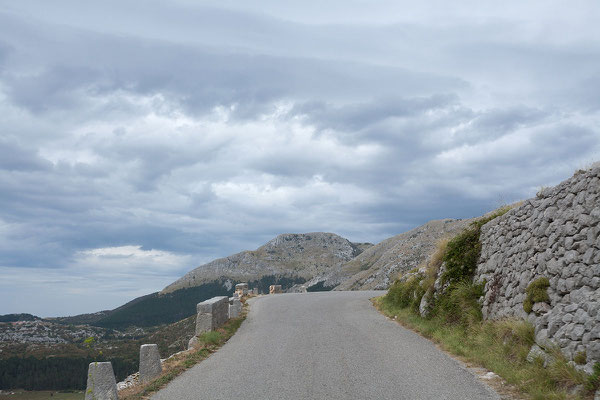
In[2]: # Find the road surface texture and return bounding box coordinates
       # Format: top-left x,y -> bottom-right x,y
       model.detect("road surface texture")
152,291 -> 500,400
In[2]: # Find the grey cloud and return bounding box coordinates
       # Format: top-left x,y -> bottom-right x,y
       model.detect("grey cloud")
0,139 -> 52,171
0,11 -> 466,118
1,1 -> 599,316
289,94 -> 459,133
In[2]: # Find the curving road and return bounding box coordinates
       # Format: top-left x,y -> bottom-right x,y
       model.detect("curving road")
152,291 -> 500,400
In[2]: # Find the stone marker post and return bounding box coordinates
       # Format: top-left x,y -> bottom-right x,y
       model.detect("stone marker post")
229,297 -> 242,318
139,344 -> 162,383
195,296 -> 229,335
85,362 -> 118,400
269,284 -> 282,294
189,296 -> 230,350
235,282 -> 249,297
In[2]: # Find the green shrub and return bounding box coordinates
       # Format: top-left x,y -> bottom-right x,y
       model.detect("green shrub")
586,363 -> 600,391
523,277 -> 550,313
433,281 -> 484,326
384,275 -> 425,313
197,331 -> 222,345
442,227 -> 481,284
441,206 -> 512,286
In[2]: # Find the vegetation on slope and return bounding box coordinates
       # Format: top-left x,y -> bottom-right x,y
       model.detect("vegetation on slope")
94,282 -> 232,329
0,314 -> 41,322
378,207 -> 600,400
91,275 -> 304,329
0,356 -> 135,391
523,277 -> 550,314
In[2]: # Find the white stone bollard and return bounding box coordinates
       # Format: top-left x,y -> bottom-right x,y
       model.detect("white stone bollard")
85,362 -> 118,400
139,344 -> 162,383
190,296 -> 230,349
195,296 -> 229,335
195,312 -> 213,335
229,297 -> 242,318
269,284 -> 282,294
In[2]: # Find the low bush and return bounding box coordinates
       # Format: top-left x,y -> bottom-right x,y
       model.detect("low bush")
386,276 -> 424,312
523,277 -> 550,313
586,363 -> 600,392
434,281 -> 484,326
441,206 -> 511,286
197,331 -> 222,346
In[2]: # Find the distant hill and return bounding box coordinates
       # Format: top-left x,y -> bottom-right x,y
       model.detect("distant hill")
49,275 -> 305,330
335,219 -> 475,290
0,313 -> 40,322
52,310 -> 112,326
91,281 -> 230,329
162,232 -> 369,294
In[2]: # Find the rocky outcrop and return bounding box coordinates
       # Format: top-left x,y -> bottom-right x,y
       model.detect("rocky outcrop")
335,219 -> 474,290
162,233 -> 367,293
475,165 -> 600,371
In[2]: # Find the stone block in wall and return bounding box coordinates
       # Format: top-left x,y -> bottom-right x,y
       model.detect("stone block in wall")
85,362 -> 118,400
196,296 -> 229,333
139,344 -> 162,383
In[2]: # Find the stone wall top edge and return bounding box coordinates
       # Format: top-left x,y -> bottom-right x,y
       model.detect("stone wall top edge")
480,165 -> 598,233
199,296 -> 229,305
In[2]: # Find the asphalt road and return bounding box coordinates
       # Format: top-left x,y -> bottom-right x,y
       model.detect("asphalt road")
152,291 -> 500,400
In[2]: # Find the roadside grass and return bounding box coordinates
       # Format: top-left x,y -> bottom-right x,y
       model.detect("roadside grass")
0,391 -> 84,399
119,305 -> 247,400
379,205 -> 598,399
375,297 -> 593,400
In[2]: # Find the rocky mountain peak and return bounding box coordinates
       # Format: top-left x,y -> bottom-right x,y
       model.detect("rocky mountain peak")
161,232 -> 366,294
259,232 -> 361,258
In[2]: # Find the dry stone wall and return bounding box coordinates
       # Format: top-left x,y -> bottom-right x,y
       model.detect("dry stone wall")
475,166 -> 600,370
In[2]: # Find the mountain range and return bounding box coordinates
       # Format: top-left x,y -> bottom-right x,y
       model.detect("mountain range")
1,218 -> 472,330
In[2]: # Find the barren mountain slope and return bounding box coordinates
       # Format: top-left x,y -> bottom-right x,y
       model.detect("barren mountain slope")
162,232 -> 367,294
334,219 -> 475,290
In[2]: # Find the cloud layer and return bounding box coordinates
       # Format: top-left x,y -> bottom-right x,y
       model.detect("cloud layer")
0,0 -> 599,316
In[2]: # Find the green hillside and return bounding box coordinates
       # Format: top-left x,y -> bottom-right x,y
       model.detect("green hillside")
93,282 -> 231,329
92,275 -> 306,329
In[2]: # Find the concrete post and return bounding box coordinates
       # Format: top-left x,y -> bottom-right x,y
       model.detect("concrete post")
192,295 -> 230,338
190,296 -> 230,349
139,344 -> 162,383
85,362 -> 118,400
195,312 -> 213,335
229,297 -> 242,318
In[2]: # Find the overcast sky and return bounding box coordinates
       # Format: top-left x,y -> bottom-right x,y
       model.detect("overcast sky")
1,1 -> 599,317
